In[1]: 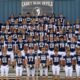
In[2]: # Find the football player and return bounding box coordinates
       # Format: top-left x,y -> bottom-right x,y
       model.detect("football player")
47,33 -> 54,58
63,48 -> 74,80
13,50 -> 25,80
58,36 -> 66,57
17,13 -> 23,24
50,47 -> 62,80
8,15 -> 15,24
12,28 -> 18,41
67,37 -> 76,56
38,47 -> 49,80
16,36 -> 25,56
74,19 -> 80,32
75,28 -> 80,43
25,47 -> 37,80
0,47 -> 10,80
58,14 -> 65,26
5,36 -> 15,63
74,48 -> 80,80
0,38 -> 5,55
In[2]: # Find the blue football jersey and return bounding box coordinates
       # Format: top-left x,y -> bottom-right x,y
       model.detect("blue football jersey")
75,33 -> 80,41
47,41 -> 54,51
67,41 -> 76,52
26,53 -> 37,65
15,55 -> 25,66
28,42 -> 34,48
0,42 -> 4,51
12,33 -> 18,41
74,54 -> 80,65
76,41 -> 80,48
51,54 -> 62,65
0,55 -> 10,66
38,41 -> 45,49
16,41 -> 25,51
63,55 -> 74,67
59,41 -> 66,52
38,52 -> 49,63
5,41 -> 15,51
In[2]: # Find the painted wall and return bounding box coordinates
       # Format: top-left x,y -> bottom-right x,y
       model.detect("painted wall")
54,0 -> 80,23
0,0 -> 21,22
0,0 -> 79,23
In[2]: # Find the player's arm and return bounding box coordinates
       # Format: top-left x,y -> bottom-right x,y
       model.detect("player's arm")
23,56 -> 26,67
49,55 -> 53,65
8,55 -> 11,65
61,56 -> 66,66
13,56 -> 16,68
0,56 -> 2,65
46,55 -> 50,67
35,56 -> 39,68
37,54 -> 41,67
5,41 -> 8,50
72,55 -> 76,65
60,56 -> 64,66
12,42 -> 16,53
25,55 -> 28,67
24,42 -> 28,53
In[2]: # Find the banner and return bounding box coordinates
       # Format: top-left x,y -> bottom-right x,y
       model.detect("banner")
21,0 -> 53,16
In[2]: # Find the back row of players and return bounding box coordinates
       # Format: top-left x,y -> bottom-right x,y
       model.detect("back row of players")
0,13 -> 80,41
0,36 -> 80,80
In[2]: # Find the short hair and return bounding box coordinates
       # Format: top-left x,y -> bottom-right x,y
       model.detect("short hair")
66,47 -> 70,53
54,47 -> 58,52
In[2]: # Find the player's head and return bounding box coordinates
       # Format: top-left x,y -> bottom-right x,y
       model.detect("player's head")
59,36 -> 64,41
10,15 -> 14,18
50,28 -> 54,33
29,47 -> 34,54
64,36 -> 67,41
76,19 -> 79,24
54,47 -> 58,55
40,26 -> 43,31
22,19 -> 26,24
14,20 -> 18,24
17,50 -> 21,56
34,44 -> 38,51
8,36 -> 12,42
39,32 -> 44,40
18,36 -> 22,42
66,21 -> 70,26
1,37 -> 4,42
71,37 -> 76,42
45,44 -> 48,51
50,35 -> 53,41
28,36 -> 33,42
41,47 -> 45,53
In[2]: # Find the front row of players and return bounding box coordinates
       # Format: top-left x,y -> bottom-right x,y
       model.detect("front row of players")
0,47 -> 80,80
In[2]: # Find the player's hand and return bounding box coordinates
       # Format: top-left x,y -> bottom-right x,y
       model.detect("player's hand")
23,65 -> 26,68
12,66 -> 15,69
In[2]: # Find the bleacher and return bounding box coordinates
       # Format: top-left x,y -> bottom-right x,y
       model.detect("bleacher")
0,66 -> 76,80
